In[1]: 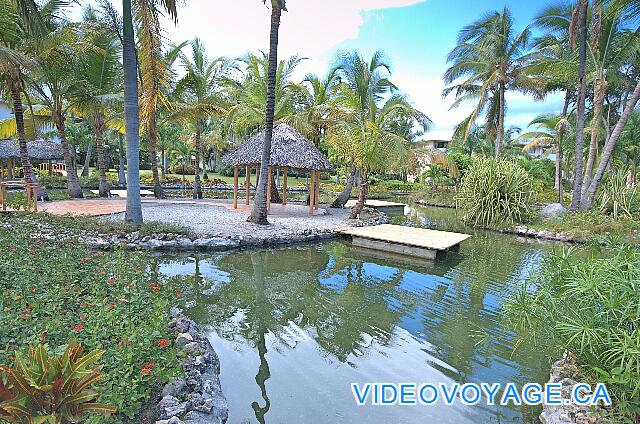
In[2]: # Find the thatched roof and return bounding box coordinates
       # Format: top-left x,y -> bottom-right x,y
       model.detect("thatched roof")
222,124 -> 333,171
0,139 -> 64,161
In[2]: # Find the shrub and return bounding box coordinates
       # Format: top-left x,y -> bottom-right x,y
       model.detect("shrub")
170,164 -> 195,175
456,156 -> 533,226
504,246 -> 640,420
0,216 -> 180,419
0,341 -> 115,422
598,172 -> 638,220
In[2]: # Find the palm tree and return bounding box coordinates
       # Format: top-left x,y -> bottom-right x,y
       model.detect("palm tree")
330,94 -> 431,218
444,7 -> 536,157
120,0 -> 176,223
137,4 -> 184,199
72,19 -> 122,198
569,0 -> 589,210
29,6 -> 84,198
516,114 -> 572,203
172,38 -> 229,199
0,0 -> 47,199
248,0 -> 287,225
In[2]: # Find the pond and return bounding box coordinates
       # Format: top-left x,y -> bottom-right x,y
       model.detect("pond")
157,204 -> 562,424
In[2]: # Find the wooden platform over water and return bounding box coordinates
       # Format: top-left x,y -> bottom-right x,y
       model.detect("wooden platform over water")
89,189 -> 155,197
338,224 -> 471,260
345,199 -> 406,213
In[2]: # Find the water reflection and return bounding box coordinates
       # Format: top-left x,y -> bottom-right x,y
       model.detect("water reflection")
157,206 -> 556,424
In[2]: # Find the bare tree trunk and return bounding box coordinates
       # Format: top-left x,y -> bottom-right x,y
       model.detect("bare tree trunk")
95,128 -> 110,197
248,2 -> 283,225
10,80 -> 47,200
193,119 -> 203,199
82,143 -> 92,177
331,165 -> 356,208
54,107 -> 83,198
495,82 -> 505,157
350,168 -> 368,219
570,0 -> 588,211
270,173 -> 281,203
123,0 -> 143,225
148,110 -> 164,198
161,147 -> 166,178
582,78 -> 640,208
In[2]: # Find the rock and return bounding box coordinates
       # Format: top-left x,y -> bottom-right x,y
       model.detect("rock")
194,237 -> 240,250
86,237 -> 110,250
184,342 -> 204,355
540,203 -> 567,220
156,417 -> 185,424
177,238 -> 194,249
143,239 -> 164,250
176,332 -> 194,347
162,377 -> 189,398
158,395 -> 188,419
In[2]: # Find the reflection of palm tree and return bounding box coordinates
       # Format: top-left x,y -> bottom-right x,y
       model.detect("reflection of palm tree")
249,252 -> 271,424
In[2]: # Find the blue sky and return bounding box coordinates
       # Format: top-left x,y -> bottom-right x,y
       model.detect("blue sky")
78,0 -> 566,140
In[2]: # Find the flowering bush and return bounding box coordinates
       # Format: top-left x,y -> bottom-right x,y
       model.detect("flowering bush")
0,215 -> 180,420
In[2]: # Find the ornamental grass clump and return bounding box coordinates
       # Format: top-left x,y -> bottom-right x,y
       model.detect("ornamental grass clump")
456,156 -> 533,226
504,246 -> 640,420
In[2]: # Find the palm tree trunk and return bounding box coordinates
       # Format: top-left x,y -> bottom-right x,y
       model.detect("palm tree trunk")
582,76 -> 606,202
82,143 -> 92,177
495,83 -> 505,157
123,0 -> 143,225
95,128 -> 109,197
582,78 -> 640,209
570,0 -> 588,211
9,80 -> 47,200
53,107 -> 83,198
556,92 -> 571,204
248,1 -> 283,225
350,168 -> 368,219
161,147 -> 166,178
193,120 -> 203,199
331,165 -> 356,208
148,110 -> 164,198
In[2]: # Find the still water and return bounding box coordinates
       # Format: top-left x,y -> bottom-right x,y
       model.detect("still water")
158,204 -> 561,424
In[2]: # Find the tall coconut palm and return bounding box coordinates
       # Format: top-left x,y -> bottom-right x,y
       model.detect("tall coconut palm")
444,7 -> 536,157
29,7 -> 84,198
328,50 -> 396,208
569,0 -> 589,210
248,0 -> 287,225
72,19 -> 122,198
0,0 -> 47,199
172,38 -> 229,199
136,3 -> 184,199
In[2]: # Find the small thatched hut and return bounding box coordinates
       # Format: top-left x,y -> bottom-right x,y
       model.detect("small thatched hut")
0,139 -> 65,178
221,124 -> 332,214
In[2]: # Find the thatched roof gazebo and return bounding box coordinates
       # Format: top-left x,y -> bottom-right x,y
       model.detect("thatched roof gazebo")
0,139 -> 65,178
222,124 -> 332,215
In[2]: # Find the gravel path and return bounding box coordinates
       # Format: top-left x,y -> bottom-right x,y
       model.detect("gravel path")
112,200 -> 355,238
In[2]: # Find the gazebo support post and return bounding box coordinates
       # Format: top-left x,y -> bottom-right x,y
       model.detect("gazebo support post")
309,170 -> 315,215
314,171 -> 320,210
8,159 -> 13,179
267,166 -> 272,211
282,167 -> 287,206
245,166 -> 250,205
233,166 -> 238,209
48,160 -> 53,176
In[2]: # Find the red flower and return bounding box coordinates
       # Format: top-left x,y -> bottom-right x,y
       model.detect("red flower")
81,258 -> 91,263
107,279 -> 117,284
73,324 -> 86,332
91,252 -> 100,258
150,283 -> 162,292
9,247 -> 17,253
117,341 -> 122,348
31,288 -> 38,294
141,362 -> 155,375
157,339 -> 170,348
175,290 -> 182,298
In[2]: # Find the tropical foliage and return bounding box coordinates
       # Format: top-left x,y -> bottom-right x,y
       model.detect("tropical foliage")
456,156 -> 534,226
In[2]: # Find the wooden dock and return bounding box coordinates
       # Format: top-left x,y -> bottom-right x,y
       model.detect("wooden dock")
344,199 -> 406,213
338,224 -> 471,260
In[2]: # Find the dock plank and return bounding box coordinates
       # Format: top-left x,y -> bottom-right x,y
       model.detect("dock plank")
338,224 -> 471,251
345,199 -> 406,208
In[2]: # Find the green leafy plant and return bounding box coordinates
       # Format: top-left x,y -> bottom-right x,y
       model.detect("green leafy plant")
598,171 -> 638,220
0,341 -> 115,423
504,246 -> 640,420
456,156 -> 533,226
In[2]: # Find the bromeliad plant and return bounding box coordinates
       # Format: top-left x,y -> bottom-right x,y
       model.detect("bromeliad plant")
0,341 -> 115,423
